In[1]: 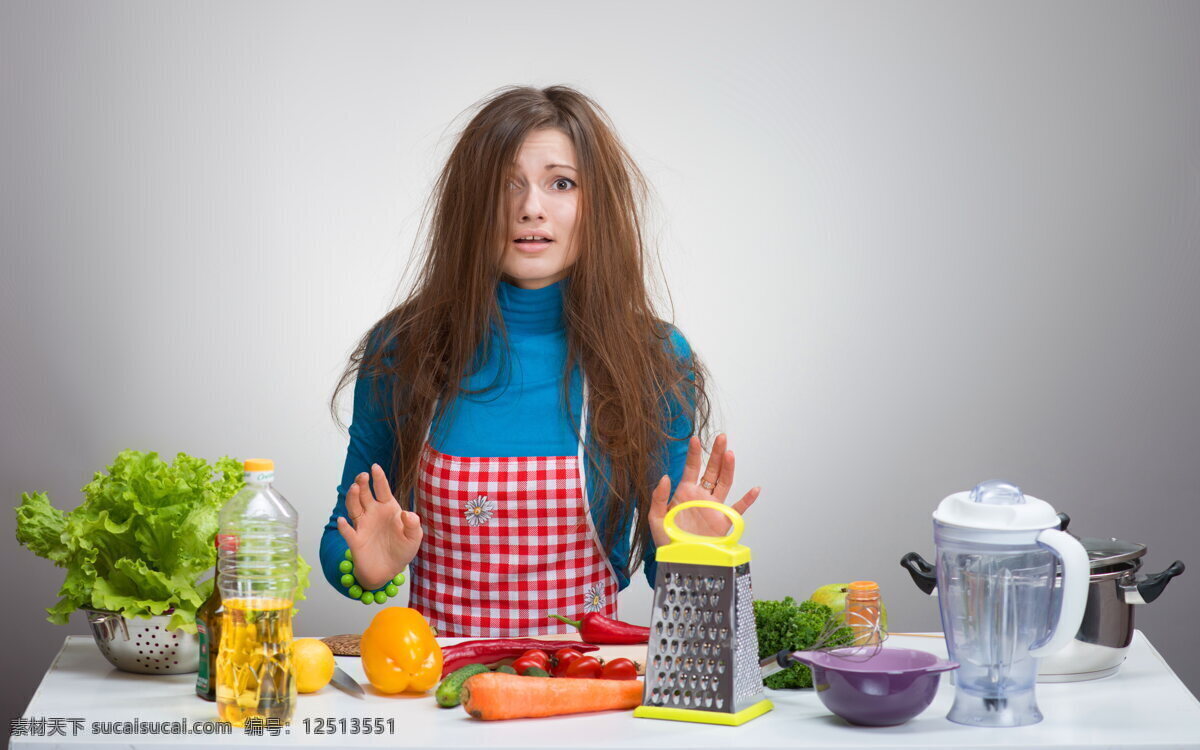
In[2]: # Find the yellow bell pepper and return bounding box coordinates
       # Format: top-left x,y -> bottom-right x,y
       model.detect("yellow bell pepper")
360,607 -> 443,694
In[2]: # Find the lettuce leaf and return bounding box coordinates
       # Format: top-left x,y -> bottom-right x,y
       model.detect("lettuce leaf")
16,450 -> 311,633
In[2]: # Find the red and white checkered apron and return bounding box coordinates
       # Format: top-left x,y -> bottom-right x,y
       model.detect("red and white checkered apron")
407,390 -> 620,637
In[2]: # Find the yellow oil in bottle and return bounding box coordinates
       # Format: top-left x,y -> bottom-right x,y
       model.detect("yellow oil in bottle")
215,597 -> 295,727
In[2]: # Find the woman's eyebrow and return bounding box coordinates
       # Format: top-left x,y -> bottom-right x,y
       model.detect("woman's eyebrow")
546,163 -> 577,172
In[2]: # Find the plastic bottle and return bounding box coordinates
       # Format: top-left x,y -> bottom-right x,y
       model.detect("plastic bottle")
845,580 -> 882,646
214,459 -> 298,726
194,538 -> 222,701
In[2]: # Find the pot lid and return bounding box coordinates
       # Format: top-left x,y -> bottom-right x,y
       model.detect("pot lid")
1079,537 -> 1146,568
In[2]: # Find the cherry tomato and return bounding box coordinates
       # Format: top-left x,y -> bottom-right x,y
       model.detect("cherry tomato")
518,649 -> 550,669
512,656 -> 545,676
552,648 -> 583,677
600,657 -> 639,680
563,655 -> 603,679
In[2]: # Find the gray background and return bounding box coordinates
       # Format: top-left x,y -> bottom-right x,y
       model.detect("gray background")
2,0 -> 1198,728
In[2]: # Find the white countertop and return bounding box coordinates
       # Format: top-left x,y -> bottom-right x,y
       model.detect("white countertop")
10,631 -> 1200,749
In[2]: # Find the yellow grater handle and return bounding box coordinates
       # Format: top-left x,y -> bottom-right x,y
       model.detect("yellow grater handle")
663,500 -> 745,547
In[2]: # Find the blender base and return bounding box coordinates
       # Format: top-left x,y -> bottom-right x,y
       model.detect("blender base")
947,689 -> 1043,727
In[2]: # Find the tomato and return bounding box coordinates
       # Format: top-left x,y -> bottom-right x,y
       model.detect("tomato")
511,656 -> 546,676
552,648 -> 584,677
518,649 -> 550,669
563,655 -> 603,679
600,657 -> 639,680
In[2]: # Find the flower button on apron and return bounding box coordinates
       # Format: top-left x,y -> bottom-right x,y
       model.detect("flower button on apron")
464,495 -> 496,526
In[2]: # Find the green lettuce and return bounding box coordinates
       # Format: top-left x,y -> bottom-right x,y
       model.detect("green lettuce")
16,450 -> 311,633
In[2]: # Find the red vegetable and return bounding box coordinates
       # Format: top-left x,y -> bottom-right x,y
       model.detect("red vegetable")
512,656 -> 545,676
440,639 -> 599,677
518,649 -> 550,670
563,655 -> 603,679
600,658 -> 639,680
552,648 -> 584,677
550,613 -> 650,645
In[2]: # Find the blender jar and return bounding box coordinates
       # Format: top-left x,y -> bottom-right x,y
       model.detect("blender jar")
933,480 -> 1088,727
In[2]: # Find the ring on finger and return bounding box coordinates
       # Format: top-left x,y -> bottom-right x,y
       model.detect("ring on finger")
700,479 -> 716,491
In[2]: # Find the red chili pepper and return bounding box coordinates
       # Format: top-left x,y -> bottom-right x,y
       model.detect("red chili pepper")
563,655 -> 603,679
440,639 -> 599,677
600,657 -> 639,680
550,613 -> 651,645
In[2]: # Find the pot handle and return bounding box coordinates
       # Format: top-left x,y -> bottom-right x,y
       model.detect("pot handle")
1124,560 -> 1185,605
900,552 -> 938,595
1030,528 -> 1090,658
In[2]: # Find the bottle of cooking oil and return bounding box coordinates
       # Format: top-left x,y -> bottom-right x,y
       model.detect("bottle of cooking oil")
215,459 -> 298,726
195,539 -> 222,701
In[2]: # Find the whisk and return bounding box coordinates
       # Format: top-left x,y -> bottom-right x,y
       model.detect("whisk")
759,603 -> 890,680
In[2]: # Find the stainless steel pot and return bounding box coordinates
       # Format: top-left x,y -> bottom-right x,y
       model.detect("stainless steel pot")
900,514 -> 1185,683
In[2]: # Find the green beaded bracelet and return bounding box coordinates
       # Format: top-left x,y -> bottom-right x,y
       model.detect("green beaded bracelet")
339,548 -> 406,604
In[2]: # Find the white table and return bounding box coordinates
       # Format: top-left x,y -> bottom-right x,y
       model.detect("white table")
10,632 -> 1200,749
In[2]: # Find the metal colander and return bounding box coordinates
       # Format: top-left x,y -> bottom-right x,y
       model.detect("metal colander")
633,501 -> 773,726
84,609 -> 200,674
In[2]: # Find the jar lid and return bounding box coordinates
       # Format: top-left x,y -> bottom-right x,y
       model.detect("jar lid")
1080,537 -> 1146,568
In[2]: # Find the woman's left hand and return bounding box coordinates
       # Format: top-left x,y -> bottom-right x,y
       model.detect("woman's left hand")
648,433 -> 761,548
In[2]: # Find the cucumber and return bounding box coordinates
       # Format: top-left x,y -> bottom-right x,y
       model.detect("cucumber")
494,665 -> 518,675
436,663 -> 490,708
523,666 -> 550,677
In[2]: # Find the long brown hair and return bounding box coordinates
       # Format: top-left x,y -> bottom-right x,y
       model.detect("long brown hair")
332,85 -> 711,577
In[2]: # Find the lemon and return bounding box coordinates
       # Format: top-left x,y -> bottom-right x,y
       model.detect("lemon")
293,638 -> 335,694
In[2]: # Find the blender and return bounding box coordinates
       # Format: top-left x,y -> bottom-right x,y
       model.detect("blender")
933,480 -> 1088,727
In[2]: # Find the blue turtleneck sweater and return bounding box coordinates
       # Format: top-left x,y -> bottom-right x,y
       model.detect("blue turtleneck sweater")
320,279 -> 694,598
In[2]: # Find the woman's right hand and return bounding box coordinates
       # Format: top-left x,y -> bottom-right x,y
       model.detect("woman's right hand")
335,463 -> 423,591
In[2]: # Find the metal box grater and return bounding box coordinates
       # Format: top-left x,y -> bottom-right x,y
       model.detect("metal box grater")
633,500 -> 773,726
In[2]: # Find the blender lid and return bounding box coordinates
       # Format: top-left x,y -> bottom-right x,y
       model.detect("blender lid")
933,479 -> 1063,531
1080,537 -> 1146,568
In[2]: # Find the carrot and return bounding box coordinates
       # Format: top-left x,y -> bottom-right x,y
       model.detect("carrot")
459,672 -> 644,720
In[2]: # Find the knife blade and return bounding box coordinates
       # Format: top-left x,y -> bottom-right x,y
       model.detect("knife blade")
330,666 -> 365,699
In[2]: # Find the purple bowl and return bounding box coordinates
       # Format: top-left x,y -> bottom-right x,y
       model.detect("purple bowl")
791,647 -> 958,727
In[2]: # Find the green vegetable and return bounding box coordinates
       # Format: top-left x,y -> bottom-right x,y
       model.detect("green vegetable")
15,450 -> 312,634
754,596 -> 852,689
523,666 -> 550,678
436,663 -> 491,707
494,665 -> 518,675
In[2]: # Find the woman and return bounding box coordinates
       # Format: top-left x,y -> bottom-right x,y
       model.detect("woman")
320,85 -> 760,637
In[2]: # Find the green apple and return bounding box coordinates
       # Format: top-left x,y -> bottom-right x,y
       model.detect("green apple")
809,583 -> 889,631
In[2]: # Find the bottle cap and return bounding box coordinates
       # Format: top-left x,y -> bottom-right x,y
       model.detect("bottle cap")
848,581 -> 879,592
244,458 -> 274,471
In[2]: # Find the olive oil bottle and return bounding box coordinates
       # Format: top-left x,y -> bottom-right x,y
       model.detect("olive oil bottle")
195,542 -> 223,701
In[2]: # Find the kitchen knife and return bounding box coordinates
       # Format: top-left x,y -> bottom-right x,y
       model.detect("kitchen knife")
330,666 -> 366,698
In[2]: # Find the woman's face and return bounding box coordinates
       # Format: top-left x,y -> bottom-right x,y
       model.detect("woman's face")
500,128 -> 580,289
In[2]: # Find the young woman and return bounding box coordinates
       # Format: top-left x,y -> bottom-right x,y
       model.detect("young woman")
320,85 -> 760,637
